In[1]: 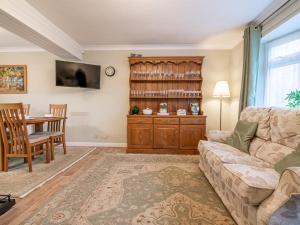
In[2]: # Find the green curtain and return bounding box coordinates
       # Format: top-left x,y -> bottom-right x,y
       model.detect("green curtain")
239,25 -> 262,114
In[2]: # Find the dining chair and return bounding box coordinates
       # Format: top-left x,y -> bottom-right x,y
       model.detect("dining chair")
47,104 -> 67,160
23,104 -> 30,115
0,103 -> 51,172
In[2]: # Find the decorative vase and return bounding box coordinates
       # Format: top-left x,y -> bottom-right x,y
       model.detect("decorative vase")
190,103 -> 199,115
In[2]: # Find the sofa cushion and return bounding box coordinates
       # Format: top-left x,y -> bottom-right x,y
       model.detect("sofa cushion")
240,107 -> 271,140
221,164 -> 280,205
205,147 -> 272,174
255,141 -> 295,166
198,140 -> 240,157
226,120 -> 258,153
248,137 -> 266,156
270,108 -> 300,149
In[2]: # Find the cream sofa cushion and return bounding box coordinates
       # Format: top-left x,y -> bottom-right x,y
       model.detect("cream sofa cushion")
221,164 -> 280,205
255,141 -> 295,166
240,107 -> 271,140
199,141 -> 272,174
198,140 -> 239,158
270,108 -> 300,149
248,137 -> 266,156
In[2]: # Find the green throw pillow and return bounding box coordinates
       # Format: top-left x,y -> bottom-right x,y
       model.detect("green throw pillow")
226,120 -> 258,153
275,143 -> 300,174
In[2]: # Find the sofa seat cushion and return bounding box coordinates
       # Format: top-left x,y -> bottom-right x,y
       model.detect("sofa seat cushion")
221,164 -> 280,205
198,140 -> 241,157
205,147 -> 272,174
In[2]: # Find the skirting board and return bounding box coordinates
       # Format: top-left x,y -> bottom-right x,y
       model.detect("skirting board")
66,142 -> 127,147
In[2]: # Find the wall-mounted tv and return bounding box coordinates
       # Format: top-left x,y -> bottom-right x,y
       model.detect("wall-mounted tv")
56,60 -> 100,89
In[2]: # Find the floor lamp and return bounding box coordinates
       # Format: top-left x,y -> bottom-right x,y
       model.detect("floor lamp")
213,81 -> 230,130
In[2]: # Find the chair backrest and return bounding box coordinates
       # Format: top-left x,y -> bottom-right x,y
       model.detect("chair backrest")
23,104 -> 30,115
48,104 -> 67,133
0,103 -> 30,156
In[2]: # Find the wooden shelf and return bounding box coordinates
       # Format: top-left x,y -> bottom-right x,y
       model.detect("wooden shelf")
130,96 -> 202,99
129,56 -> 204,115
130,78 -> 202,82
128,56 -> 206,155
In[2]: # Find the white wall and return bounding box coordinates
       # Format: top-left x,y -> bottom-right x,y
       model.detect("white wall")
0,48 -> 242,144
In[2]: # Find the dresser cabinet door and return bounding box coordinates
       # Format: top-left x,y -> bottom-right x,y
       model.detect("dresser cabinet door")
180,125 -> 205,149
154,125 -> 179,149
128,124 -> 153,149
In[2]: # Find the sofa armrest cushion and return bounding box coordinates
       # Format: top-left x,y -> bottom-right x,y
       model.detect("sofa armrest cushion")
257,167 -> 300,225
207,130 -> 233,143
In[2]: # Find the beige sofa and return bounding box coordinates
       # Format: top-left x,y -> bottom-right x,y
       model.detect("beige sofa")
198,107 -> 300,225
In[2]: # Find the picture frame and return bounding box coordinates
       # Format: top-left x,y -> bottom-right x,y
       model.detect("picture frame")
0,65 -> 27,94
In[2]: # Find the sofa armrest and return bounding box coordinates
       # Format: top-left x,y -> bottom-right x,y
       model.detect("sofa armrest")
257,167 -> 300,225
207,130 -> 232,143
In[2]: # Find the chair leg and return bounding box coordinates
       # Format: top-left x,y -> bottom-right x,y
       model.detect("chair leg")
4,157 -> 8,172
31,147 -> 35,160
62,135 -> 67,154
28,156 -> 32,172
51,137 -> 55,160
24,157 -> 28,163
46,141 -> 50,163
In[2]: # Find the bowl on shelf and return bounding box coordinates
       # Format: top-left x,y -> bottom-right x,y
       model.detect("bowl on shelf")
143,108 -> 153,115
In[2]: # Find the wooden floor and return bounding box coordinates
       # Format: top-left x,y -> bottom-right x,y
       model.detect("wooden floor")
0,147 -> 126,225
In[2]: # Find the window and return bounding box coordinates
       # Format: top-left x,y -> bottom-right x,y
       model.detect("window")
262,31 -> 300,107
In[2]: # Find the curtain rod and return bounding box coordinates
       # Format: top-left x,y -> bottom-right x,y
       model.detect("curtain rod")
257,0 -> 295,26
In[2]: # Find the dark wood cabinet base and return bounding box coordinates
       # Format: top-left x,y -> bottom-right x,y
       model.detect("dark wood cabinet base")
127,115 -> 206,155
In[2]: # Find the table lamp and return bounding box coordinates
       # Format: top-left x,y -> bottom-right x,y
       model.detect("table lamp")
213,81 -> 230,130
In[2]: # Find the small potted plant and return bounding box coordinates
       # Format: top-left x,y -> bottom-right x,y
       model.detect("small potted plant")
285,90 -> 300,108
132,106 -> 139,115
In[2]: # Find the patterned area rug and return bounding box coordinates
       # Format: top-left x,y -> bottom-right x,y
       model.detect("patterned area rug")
23,153 -> 236,225
0,147 -> 95,198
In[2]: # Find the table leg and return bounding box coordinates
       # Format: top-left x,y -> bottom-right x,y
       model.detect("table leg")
34,123 -> 45,155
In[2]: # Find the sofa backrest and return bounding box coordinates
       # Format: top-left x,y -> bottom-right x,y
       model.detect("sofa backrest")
240,107 -> 271,141
240,107 -> 300,166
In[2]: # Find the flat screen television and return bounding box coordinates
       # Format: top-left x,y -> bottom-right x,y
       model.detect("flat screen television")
56,60 -> 101,89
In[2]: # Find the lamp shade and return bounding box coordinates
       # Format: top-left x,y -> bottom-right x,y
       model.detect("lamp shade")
213,81 -> 230,97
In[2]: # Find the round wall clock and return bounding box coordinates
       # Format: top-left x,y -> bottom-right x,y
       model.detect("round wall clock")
105,66 -> 116,77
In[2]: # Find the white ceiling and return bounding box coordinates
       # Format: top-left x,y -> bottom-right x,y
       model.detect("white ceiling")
1,0 -> 274,50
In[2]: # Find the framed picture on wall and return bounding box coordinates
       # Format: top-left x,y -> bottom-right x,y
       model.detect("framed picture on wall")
0,65 -> 27,94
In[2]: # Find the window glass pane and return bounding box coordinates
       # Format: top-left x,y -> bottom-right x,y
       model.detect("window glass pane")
262,30 -> 300,108
270,39 -> 300,60
264,63 -> 300,107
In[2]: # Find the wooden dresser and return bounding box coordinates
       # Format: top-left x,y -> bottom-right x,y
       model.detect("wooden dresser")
127,56 -> 206,154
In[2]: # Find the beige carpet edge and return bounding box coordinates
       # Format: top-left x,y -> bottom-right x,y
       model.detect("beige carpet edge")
18,147 -> 97,199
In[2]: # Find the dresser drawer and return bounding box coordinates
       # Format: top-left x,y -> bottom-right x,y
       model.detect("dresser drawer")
180,117 -> 206,125
128,117 -> 153,124
154,118 -> 179,125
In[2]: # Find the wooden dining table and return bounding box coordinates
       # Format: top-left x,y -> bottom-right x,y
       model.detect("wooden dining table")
0,116 -> 65,171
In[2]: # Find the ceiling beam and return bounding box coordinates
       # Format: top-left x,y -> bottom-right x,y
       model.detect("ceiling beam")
0,0 -> 83,60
